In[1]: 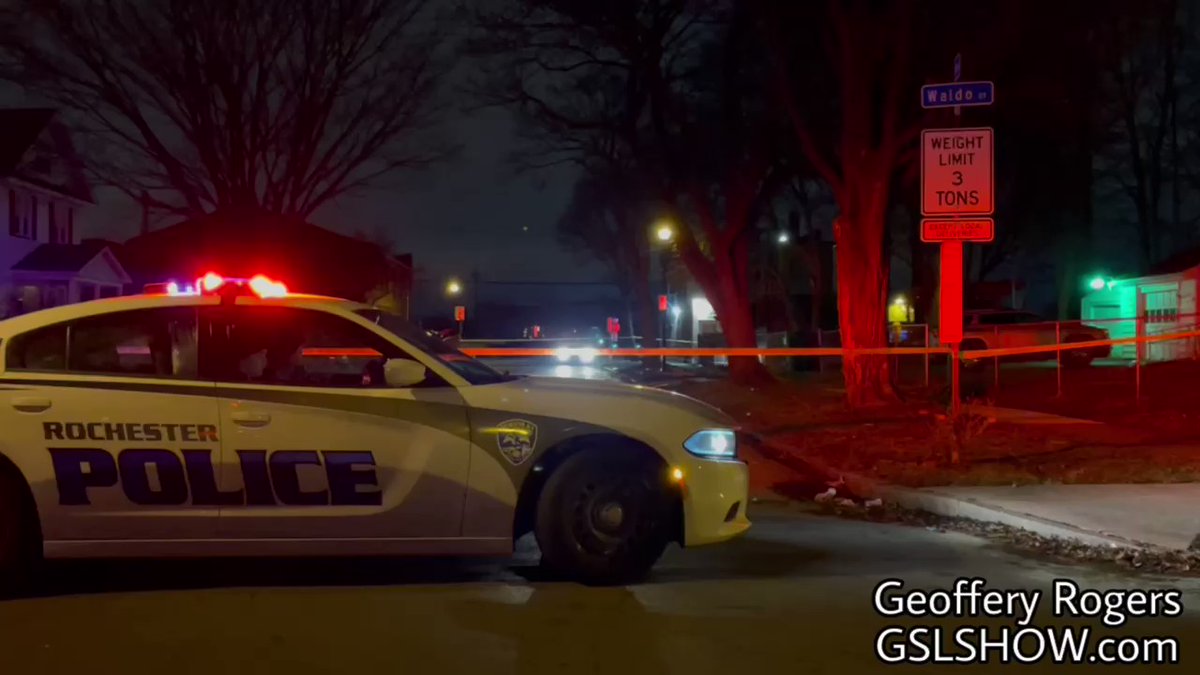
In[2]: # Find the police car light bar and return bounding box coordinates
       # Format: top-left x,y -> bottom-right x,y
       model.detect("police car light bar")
144,273 -> 289,299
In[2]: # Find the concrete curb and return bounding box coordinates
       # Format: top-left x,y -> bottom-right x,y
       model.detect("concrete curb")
877,484 -> 1150,550
755,436 -> 1158,552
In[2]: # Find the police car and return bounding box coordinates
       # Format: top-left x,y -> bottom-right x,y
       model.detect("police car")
0,274 -> 750,591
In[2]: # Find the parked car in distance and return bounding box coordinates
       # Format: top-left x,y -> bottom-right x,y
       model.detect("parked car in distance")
957,309 -> 1110,367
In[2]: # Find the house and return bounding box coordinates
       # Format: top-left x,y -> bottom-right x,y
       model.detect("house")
119,213 -> 413,309
1080,252 -> 1200,362
0,109 -> 130,318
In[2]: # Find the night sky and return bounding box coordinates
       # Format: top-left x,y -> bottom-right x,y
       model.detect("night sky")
2,80 -> 615,317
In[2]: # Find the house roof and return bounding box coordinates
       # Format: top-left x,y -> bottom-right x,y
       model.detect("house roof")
12,241 -> 111,273
0,108 -> 55,174
120,214 -> 411,301
1150,248 -> 1200,276
0,108 -> 93,203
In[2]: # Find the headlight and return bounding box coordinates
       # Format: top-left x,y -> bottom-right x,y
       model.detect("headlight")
555,347 -> 571,363
578,348 -> 597,364
683,429 -> 737,459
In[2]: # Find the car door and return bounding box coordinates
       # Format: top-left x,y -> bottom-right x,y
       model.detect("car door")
0,305 -> 222,541
200,303 -> 471,540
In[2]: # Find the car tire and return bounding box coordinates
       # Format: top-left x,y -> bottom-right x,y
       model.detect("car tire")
534,446 -> 673,585
1063,336 -> 1095,368
960,339 -> 989,370
0,469 -> 40,598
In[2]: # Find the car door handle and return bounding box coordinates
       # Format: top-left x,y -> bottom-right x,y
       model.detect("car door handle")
10,397 -> 52,413
230,412 -> 271,427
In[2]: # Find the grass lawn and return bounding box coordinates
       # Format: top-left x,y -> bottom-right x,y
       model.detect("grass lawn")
662,371 -> 1200,490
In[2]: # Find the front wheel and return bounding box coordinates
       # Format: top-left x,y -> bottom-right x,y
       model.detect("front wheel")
0,470 -> 40,597
534,447 -> 674,585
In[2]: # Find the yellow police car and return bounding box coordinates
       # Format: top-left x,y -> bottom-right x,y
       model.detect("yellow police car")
0,274 -> 750,591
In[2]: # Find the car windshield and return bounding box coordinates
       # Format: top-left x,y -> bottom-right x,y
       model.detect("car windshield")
355,309 -> 513,385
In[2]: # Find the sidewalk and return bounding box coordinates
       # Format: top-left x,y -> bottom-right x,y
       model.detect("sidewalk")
888,483 -> 1200,552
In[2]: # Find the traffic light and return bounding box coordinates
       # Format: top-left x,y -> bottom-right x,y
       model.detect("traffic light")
607,317 -> 621,338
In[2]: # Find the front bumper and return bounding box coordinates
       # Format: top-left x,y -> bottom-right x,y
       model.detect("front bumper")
679,458 -> 751,546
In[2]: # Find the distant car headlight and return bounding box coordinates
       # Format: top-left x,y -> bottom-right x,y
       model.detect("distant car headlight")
683,429 -> 737,459
578,348 -> 597,364
555,347 -> 572,363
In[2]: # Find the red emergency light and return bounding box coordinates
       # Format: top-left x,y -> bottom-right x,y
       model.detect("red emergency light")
145,273 -> 289,299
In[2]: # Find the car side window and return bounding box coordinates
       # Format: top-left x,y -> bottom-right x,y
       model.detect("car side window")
6,323 -> 68,371
201,307 -> 421,388
6,308 -> 198,378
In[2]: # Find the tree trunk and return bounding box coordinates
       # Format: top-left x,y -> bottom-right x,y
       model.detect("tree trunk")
716,277 -> 771,385
834,204 -> 896,406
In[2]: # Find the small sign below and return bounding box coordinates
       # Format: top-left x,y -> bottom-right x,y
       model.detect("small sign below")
921,218 -> 995,243
658,295 -> 669,312
921,81 -> 994,109
454,305 -> 466,322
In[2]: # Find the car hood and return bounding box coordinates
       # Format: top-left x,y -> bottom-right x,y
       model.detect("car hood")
460,375 -> 736,436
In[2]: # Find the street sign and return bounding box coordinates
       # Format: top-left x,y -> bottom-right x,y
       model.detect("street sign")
921,127 -> 994,216
921,218 -> 995,243
939,242 -> 964,345
920,81 -> 994,109
454,305 -> 465,322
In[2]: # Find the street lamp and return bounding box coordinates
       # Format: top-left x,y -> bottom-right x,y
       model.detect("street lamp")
445,279 -> 462,296
777,231 -> 790,245
650,220 -> 677,370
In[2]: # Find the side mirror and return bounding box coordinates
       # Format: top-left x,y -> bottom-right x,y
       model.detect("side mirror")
384,359 -> 427,388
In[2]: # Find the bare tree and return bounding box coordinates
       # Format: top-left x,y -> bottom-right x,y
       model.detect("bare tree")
556,169 -> 660,345
761,0 -> 925,405
1098,0 -> 1199,269
468,0 -> 782,384
0,0 -> 450,220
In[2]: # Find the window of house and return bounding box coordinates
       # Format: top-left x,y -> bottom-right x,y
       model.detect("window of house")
78,283 -> 97,302
7,189 -> 33,239
48,202 -> 59,243
42,282 -> 69,309
7,189 -> 16,237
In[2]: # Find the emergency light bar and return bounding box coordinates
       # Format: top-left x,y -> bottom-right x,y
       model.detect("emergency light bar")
143,273 -> 289,299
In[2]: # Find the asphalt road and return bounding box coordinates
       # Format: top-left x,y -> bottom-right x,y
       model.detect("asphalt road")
3,505 -> 1199,674
480,356 -> 623,380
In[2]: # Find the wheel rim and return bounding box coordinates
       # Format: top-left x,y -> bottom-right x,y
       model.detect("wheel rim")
569,473 -> 659,557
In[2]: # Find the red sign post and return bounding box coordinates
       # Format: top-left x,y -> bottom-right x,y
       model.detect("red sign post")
921,127 -> 995,417
939,242 -> 964,345
454,305 -> 466,338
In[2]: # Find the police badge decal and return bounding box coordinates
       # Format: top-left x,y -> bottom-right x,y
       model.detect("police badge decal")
496,419 -> 538,465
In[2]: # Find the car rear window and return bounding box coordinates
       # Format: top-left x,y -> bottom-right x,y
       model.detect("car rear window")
6,323 -> 67,371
